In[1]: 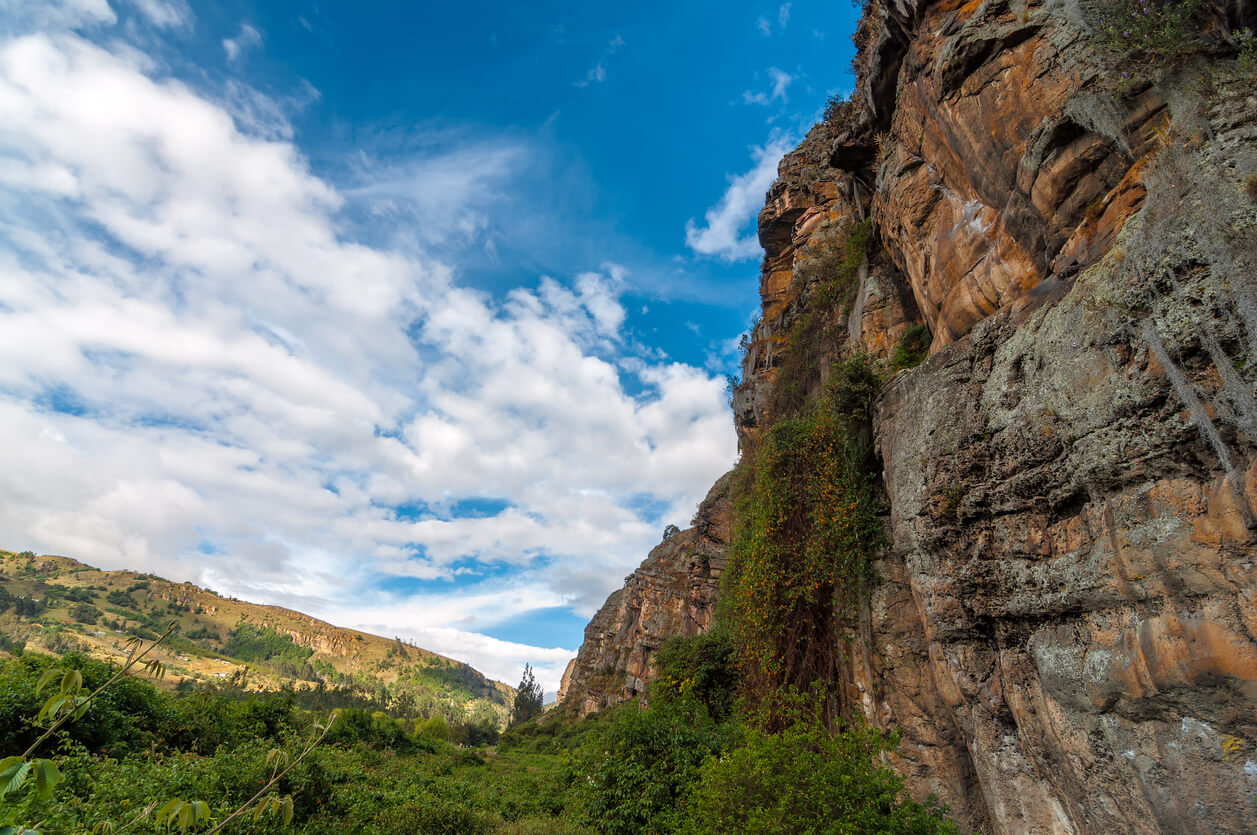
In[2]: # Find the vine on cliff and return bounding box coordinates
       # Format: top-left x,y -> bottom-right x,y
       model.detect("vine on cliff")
722,356 -> 883,728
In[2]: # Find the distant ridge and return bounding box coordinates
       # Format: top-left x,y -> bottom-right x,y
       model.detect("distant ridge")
0,549 -> 512,726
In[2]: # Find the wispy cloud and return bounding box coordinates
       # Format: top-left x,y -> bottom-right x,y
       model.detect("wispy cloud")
685,134 -> 794,261
574,33 -> 625,88
222,23 -> 261,61
741,67 -> 794,106
130,0 -> 193,29
756,4 -> 793,36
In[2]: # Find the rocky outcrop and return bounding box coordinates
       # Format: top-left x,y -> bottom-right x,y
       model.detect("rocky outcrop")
564,0 -> 1257,830
556,474 -> 733,715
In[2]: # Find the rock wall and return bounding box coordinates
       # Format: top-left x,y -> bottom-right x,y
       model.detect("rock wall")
556,475 -> 732,715
561,0 -> 1257,830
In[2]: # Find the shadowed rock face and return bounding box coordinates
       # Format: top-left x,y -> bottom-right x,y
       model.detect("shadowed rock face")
561,0 -> 1257,830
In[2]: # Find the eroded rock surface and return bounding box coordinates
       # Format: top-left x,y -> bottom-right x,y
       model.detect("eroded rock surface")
562,0 -> 1257,830
556,475 -> 732,715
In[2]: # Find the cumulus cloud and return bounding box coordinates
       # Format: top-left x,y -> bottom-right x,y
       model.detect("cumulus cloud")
222,23 -> 261,61
685,135 -> 794,261
0,30 -> 736,685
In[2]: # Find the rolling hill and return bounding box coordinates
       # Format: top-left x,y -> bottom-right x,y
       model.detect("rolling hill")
0,549 -> 513,729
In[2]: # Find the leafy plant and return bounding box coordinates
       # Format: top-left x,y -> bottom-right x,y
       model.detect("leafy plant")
1091,0 -> 1211,63
682,711 -> 958,834
891,324 -> 932,372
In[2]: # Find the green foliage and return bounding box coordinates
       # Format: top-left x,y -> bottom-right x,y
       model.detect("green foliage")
891,324 -> 932,372
70,603 -> 101,625
570,700 -> 729,835
722,395 -> 882,725
221,622 -> 317,681
651,632 -> 739,722
682,714 -> 958,834
511,664 -> 544,726
418,715 -> 450,743
105,590 -> 133,609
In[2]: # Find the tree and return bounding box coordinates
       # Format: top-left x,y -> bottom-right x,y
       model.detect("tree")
511,664 -> 543,725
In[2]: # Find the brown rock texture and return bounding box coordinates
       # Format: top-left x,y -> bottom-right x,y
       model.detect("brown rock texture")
562,0 -> 1257,831
556,474 -> 732,716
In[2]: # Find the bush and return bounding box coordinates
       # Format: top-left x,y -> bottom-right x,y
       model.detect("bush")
891,324 -> 932,371
105,589 -> 133,608
652,631 -> 740,722
1092,0 -> 1212,63
571,700 -> 729,835
70,603 -> 100,624
683,716 -> 958,834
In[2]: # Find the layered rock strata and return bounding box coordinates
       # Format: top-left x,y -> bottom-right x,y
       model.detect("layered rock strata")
561,0 -> 1257,831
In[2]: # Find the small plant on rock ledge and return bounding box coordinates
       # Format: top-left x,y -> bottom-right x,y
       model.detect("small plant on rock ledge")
891,324 -> 932,372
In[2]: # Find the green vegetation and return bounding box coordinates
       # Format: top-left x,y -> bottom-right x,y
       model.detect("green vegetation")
565,634 -> 957,834
723,360 -> 883,725
222,622 -> 314,667
511,664 -> 543,726
891,324 -> 932,372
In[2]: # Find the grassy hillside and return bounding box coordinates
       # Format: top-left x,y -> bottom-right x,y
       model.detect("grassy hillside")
0,549 -> 512,728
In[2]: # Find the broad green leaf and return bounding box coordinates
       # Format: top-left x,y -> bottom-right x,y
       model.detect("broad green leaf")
89,822 -> 114,834
155,799 -> 182,828
280,795 -> 293,826
0,758 -> 31,800
33,669 -> 61,697
36,695 -> 67,726
58,670 -> 82,696
32,760 -> 60,798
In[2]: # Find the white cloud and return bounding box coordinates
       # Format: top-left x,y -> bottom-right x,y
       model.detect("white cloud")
685,135 -> 794,261
222,23 -> 261,61
0,31 -> 737,682
130,0 -> 191,29
756,16 -> 772,36
742,67 -> 794,106
778,3 -> 792,30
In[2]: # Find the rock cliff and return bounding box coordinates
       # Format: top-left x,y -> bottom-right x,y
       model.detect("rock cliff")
561,1 -> 1257,831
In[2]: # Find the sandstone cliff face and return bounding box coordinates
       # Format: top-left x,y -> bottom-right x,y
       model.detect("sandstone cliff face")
562,0 -> 1257,831
556,475 -> 732,715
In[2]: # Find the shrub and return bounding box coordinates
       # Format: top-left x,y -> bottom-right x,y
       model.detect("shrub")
682,715 -> 958,834
1092,0 -> 1212,63
70,603 -> 100,624
652,631 -> 740,722
571,700 -> 729,835
891,324 -> 932,371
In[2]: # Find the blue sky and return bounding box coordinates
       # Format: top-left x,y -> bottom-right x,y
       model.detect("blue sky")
0,0 -> 858,692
